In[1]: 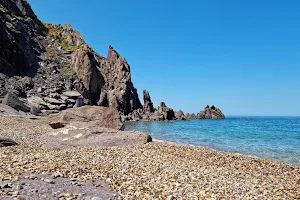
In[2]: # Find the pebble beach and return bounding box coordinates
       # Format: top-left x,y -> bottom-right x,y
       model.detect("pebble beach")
0,116 -> 300,199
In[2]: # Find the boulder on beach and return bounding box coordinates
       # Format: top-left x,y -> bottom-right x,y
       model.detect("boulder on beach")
49,106 -> 124,130
41,125 -> 152,150
2,93 -> 30,112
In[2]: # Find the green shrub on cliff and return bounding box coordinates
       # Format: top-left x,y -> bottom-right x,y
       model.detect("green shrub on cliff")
63,66 -> 75,77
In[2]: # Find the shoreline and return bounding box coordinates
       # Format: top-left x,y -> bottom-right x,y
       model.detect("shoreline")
1,116 -> 300,199
152,138 -> 300,167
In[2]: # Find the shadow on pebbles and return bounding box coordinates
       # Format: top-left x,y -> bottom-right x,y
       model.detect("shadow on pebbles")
0,172 -> 121,200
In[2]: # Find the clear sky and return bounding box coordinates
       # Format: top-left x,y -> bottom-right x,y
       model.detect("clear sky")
28,0 -> 300,116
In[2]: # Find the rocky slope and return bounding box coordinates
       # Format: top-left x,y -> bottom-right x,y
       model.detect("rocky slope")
0,0 -> 225,121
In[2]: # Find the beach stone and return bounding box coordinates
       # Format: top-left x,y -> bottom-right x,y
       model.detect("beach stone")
0,104 -> 20,115
63,91 -> 81,98
44,97 -> 64,105
0,181 -> 12,189
42,125 -> 152,150
2,93 -> 30,112
167,195 -> 174,200
43,179 -> 54,184
91,197 -> 104,200
49,106 -> 124,130
0,137 -> 18,147
30,104 -> 41,116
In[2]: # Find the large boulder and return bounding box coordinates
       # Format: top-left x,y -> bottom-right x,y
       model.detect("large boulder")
41,125 -> 152,150
2,93 -> 30,112
197,105 -> 225,119
49,106 -> 124,130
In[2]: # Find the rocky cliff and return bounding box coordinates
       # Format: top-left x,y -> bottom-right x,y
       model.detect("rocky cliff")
0,0 -> 225,120
0,0 -> 142,116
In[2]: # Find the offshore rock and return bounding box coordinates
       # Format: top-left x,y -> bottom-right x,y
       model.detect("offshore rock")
186,113 -> 197,120
175,110 -> 186,120
197,105 -> 225,119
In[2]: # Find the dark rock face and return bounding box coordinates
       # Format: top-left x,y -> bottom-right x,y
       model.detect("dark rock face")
197,105 -> 225,119
143,90 -> 154,113
0,0 -> 46,77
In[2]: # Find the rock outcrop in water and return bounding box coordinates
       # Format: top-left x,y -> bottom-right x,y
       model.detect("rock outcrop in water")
197,105 -> 225,119
0,0 -> 225,121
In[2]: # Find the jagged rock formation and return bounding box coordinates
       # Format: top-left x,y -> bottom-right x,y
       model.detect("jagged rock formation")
143,90 -> 154,113
0,0 -> 142,116
197,105 -> 225,119
186,113 -> 197,120
0,0 -> 226,120
175,110 -> 186,120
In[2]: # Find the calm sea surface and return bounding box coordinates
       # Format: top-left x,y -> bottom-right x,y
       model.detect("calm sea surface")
125,116 -> 300,164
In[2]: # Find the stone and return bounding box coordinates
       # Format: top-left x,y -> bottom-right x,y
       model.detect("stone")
30,104 -> 41,116
44,97 -> 64,105
49,106 -> 124,130
0,137 -> 18,147
91,197 -> 103,200
63,91 -> 81,98
2,93 -> 30,112
75,98 -> 85,107
42,125 -> 152,150
43,179 -> 54,184
0,104 -> 20,115
0,181 -> 12,189
97,92 -> 108,106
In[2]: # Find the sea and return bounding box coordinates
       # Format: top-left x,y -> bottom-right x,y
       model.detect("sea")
125,116 -> 300,165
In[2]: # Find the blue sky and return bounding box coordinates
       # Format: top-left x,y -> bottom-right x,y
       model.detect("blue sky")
28,0 -> 300,116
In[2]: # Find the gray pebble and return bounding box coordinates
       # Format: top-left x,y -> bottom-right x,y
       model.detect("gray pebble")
43,179 -> 55,184
91,197 -> 104,200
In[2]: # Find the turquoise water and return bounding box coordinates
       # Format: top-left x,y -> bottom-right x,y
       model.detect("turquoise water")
125,117 -> 300,164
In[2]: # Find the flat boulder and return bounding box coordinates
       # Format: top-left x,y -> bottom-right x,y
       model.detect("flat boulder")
41,125 -> 152,150
0,104 -> 20,115
2,93 -> 30,112
49,106 -> 124,130
0,137 -> 18,147
63,91 -> 81,98
44,97 -> 65,105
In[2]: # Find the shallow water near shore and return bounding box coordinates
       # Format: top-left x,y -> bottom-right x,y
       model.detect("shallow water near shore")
125,116 -> 300,164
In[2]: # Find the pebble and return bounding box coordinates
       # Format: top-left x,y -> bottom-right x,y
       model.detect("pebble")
91,197 -> 104,200
0,181 -> 12,189
167,195 -> 174,200
43,178 -> 55,184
